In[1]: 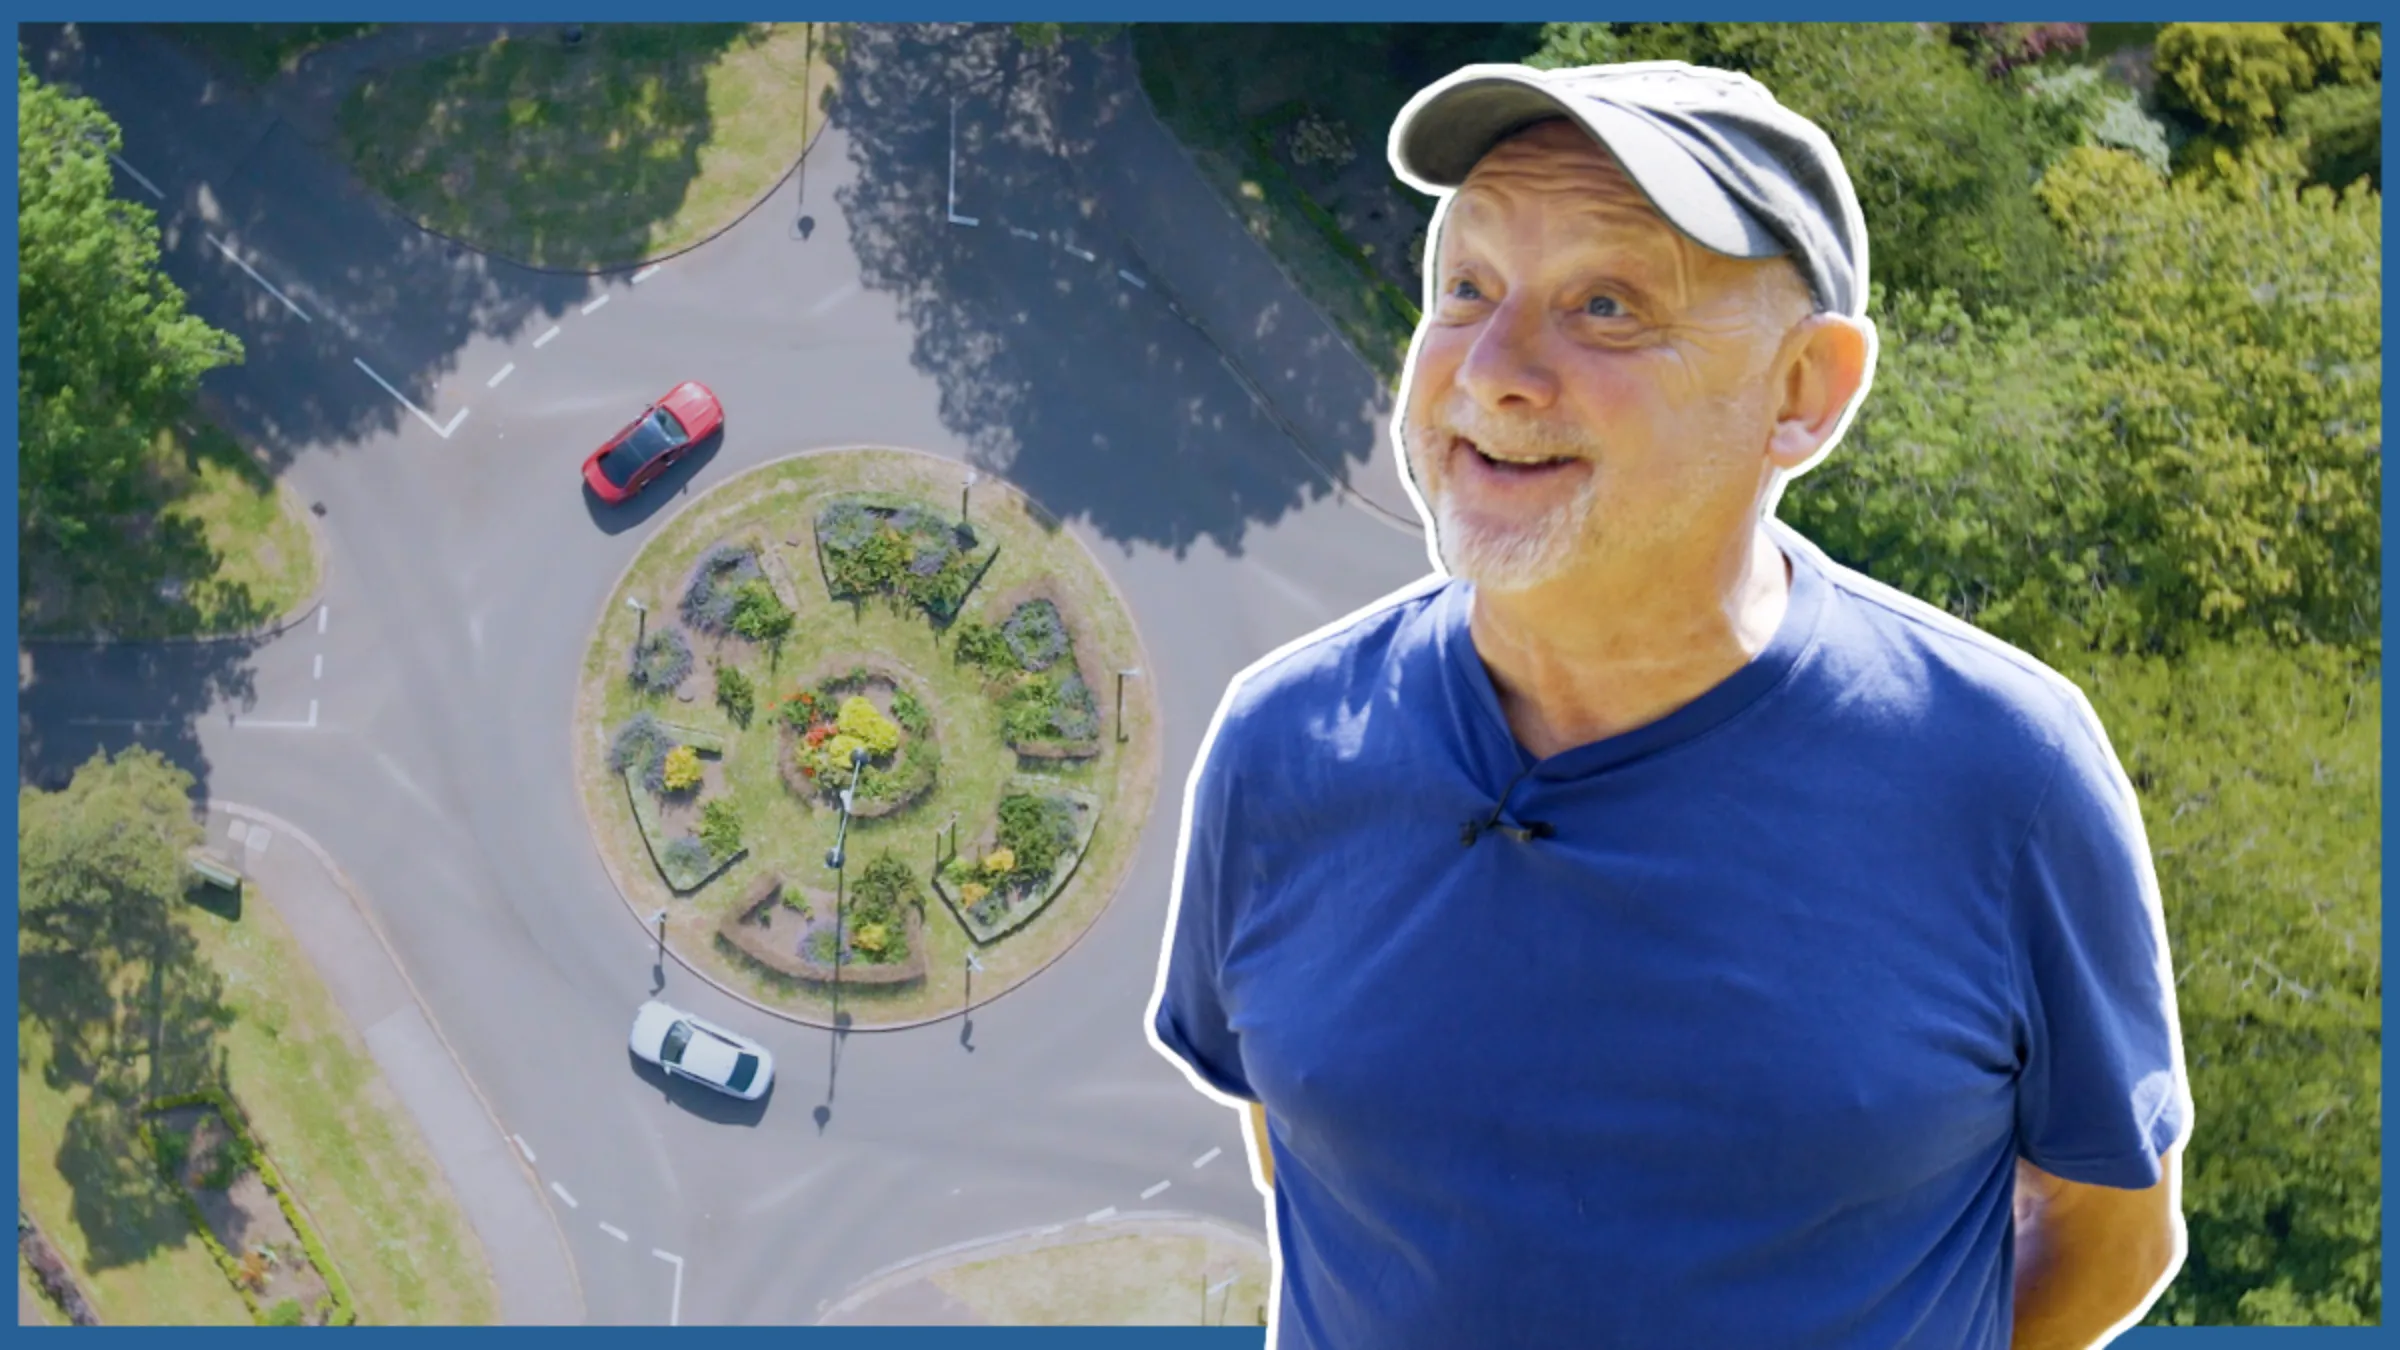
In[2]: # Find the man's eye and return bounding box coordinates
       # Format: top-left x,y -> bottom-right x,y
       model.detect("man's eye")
1449,279 -> 1485,301
1585,294 -> 1625,318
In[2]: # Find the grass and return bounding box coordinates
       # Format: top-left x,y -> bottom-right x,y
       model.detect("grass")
16,888 -> 500,1325
18,415 -> 316,641
338,23 -> 837,269
163,24 -> 380,83
576,449 -> 1161,1026
929,1226 -> 1271,1326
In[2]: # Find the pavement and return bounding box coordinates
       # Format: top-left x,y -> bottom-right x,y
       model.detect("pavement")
818,1213 -> 1270,1327
18,20 -> 1438,1326
200,801 -> 585,1326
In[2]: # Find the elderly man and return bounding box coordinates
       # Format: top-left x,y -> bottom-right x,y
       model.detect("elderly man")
1149,61 -> 2191,1349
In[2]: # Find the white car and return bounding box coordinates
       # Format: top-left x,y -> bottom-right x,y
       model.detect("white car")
629,1001 -> 775,1101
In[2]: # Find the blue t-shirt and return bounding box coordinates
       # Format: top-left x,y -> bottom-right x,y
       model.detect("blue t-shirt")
1151,526 -> 2190,1349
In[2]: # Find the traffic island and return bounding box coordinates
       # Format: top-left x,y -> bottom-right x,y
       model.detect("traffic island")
577,447 -> 1159,1029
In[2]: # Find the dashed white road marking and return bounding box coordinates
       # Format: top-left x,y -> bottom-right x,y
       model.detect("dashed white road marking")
1118,269 -> 1148,289
653,1250 -> 685,1327
487,362 -> 516,388
353,357 -> 466,440
1193,1147 -> 1223,1169
550,1181 -> 578,1208
1009,226 -> 1040,240
109,152 -> 164,199
68,716 -> 162,728
312,653 -> 323,680
600,1222 -> 629,1242
806,280 -> 861,318
1141,1180 -> 1172,1200
631,263 -> 661,284
535,325 -> 562,348
208,234 -> 311,322
317,606 -> 329,635
1065,243 -> 1097,262
1085,1206 -> 1118,1223
581,293 -> 612,316
513,1134 -> 537,1164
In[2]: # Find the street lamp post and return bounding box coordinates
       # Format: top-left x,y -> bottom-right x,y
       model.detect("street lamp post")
961,469 -> 980,524
650,907 -> 668,960
1116,667 -> 1142,744
626,596 -> 647,647
825,746 -> 871,993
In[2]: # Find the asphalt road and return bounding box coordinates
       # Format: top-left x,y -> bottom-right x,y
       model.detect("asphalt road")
19,23 -> 1434,1326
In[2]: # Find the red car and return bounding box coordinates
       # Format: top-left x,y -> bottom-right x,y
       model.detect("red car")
582,381 -> 723,505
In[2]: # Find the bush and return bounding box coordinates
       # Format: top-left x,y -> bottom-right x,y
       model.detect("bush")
698,799 -> 742,857
729,579 -> 794,646
780,686 -> 829,731
714,664 -> 756,727
1050,672 -> 1100,741
629,627 -> 694,692
1950,21 -> 2087,76
809,732 -> 869,782
996,793 -> 1077,883
1002,600 -> 1071,671
609,713 -> 674,790
153,1125 -> 190,1178
681,543 -> 763,633
836,696 -> 902,757
662,836 -> 711,875
954,620 -> 1018,677
1286,108 -> 1356,167
891,688 -> 930,735
263,1298 -> 305,1327
1000,676 -> 1060,744
661,745 -> 703,794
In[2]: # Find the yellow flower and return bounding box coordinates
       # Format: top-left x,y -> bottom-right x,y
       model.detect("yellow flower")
982,847 -> 1015,874
960,881 -> 989,904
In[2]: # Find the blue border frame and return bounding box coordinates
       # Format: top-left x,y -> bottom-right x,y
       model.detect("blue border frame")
5,6 -> 2385,1344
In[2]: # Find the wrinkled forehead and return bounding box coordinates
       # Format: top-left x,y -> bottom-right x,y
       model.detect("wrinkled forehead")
1447,120 -> 1681,246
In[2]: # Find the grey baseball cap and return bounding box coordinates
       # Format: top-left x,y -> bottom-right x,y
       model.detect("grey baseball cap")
1390,61 -> 1870,318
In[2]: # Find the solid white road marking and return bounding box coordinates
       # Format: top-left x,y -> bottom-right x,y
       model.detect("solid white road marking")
513,1134 -> 537,1164
353,357 -> 463,439
1193,1147 -> 1223,1169
653,1250 -> 685,1327
1118,269 -> 1148,289
487,362 -> 516,388
208,234 -> 311,322
1141,1180 -> 1172,1200
312,653 -> 323,680
535,325 -> 561,348
581,293 -> 612,315
946,97 -> 979,226
1065,243 -> 1097,262
631,263 -> 661,284
109,152 -> 164,199
1086,1206 -> 1118,1223
806,280 -> 861,318
231,698 -> 318,731
439,408 -> 469,437
600,1222 -> 629,1242
318,606 -> 329,635
550,1182 -> 578,1208
67,717 -> 161,728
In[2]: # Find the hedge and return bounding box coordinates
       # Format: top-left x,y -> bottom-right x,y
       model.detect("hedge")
139,1087 -> 358,1327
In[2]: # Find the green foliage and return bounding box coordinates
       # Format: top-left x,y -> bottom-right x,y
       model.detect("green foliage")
2020,64 -> 2174,176
842,852 -> 920,963
714,663 -> 756,727
1013,22 -> 1125,49
263,1298 -> 306,1327
608,712 -> 674,793
1001,599 -> 1072,671
953,620 -> 1019,678
2282,78 -> 2382,190
808,732 -> 869,782
19,745 -> 202,933
661,836 -> 711,877
153,1123 -> 191,1178
2154,23 -> 2378,137
18,59 -> 243,576
835,695 -> 902,757
698,799 -> 742,857
1000,675 -> 1062,744
2065,641 -> 2379,1327
1528,23 -> 2073,314
891,687 -> 930,735
728,578 -> 793,646
994,793 -> 1077,885
817,498 -> 987,622
661,745 -> 703,794
680,543 -> 763,633
628,627 -> 693,692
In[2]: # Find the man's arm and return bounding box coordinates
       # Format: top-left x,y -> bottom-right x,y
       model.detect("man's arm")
1248,1101 -> 1274,1190
2011,1148 -> 2184,1350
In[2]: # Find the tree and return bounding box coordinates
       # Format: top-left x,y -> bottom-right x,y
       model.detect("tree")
1528,23 -> 2074,315
18,59 -> 241,574
2152,23 -> 2383,187
2064,640 -> 2380,1327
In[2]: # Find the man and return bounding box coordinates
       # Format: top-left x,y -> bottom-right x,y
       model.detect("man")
1148,61 -> 2191,1349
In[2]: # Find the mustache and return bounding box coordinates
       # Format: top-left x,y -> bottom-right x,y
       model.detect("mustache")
1416,399 -> 1602,463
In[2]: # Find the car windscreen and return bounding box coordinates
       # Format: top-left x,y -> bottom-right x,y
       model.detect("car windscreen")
660,1020 -> 693,1066
727,1052 -> 760,1093
597,409 -> 685,487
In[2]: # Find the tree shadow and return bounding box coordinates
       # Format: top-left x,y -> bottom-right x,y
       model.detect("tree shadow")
17,637 -> 262,801
829,24 -> 1404,561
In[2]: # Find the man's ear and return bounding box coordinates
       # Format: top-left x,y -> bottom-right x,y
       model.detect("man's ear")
1767,313 -> 1875,472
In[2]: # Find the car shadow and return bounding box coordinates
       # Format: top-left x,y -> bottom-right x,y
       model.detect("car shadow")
627,1047 -> 773,1127
583,430 -> 728,536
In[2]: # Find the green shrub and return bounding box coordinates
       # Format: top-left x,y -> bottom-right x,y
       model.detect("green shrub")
662,836 -> 711,877
660,745 -> 703,794
715,664 -> 756,727
153,1124 -> 190,1178
1002,600 -> 1071,671
698,799 -> 743,857
1000,676 -> 1059,744
263,1299 -> 305,1327
681,543 -> 762,633
729,579 -> 794,646
891,688 -> 929,735
628,628 -> 694,692
836,696 -> 902,757
996,793 -> 1077,884
954,620 -> 1018,677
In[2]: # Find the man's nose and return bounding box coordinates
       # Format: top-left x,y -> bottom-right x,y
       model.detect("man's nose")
1457,296 -> 1558,411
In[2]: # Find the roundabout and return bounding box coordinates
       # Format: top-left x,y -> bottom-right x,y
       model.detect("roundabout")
575,447 -> 1161,1029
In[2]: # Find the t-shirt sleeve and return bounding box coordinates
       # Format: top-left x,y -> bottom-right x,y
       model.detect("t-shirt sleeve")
2009,692 -> 2193,1190
1150,706 -> 1257,1102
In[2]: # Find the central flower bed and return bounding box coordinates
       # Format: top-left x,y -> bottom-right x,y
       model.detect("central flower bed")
575,448 -> 1158,1029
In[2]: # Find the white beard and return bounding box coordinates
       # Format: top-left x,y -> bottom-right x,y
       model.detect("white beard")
1426,457 -> 1600,593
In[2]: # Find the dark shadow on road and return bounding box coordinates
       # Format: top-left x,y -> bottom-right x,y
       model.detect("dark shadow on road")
626,1051 -> 773,1127
582,431 -> 728,536
17,638 -> 264,798
831,24 -> 1401,560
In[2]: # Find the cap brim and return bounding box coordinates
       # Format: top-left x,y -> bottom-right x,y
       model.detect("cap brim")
1390,68 -> 1783,262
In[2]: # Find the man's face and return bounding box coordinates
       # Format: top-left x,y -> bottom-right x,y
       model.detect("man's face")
1402,119 -> 1811,592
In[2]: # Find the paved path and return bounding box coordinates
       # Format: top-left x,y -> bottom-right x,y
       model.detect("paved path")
203,802 -> 585,1325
